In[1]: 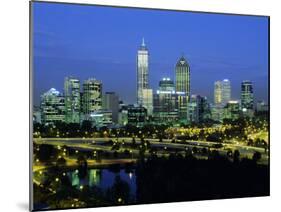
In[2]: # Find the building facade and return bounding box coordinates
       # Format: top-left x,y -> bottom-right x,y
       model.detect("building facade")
175,56 -> 190,122
153,78 -> 178,124
40,88 -> 65,124
214,79 -> 231,106
81,78 -> 102,120
89,110 -> 113,128
137,38 -> 149,105
187,95 -> 211,123
64,77 -> 80,124
241,80 -> 254,110
127,104 -> 147,127
142,88 -> 153,117
256,100 -> 268,113
102,92 -> 119,124
223,100 -> 240,120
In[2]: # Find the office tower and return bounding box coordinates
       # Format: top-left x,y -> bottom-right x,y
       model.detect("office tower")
175,56 -> 190,122
211,105 -> 224,122
241,80 -> 254,110
175,56 -> 190,96
137,38 -> 149,105
159,77 -> 175,92
214,79 -> 231,106
214,81 -> 222,105
40,88 -> 65,124
187,95 -> 211,123
90,110 -> 113,128
223,100 -> 240,120
127,104 -> 147,127
153,78 -> 178,123
64,77 -> 80,123
103,92 -> 119,123
82,78 -> 102,119
142,88 -> 153,117
118,104 -> 129,126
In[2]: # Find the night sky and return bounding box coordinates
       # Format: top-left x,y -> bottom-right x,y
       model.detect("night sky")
32,2 -> 269,106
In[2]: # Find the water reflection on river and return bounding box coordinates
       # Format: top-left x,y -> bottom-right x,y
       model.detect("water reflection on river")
68,169 -> 136,198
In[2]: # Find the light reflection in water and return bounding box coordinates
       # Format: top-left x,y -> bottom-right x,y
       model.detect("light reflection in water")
67,169 -> 136,196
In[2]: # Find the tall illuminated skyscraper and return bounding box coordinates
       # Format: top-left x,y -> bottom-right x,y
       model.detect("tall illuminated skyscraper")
153,78 -> 178,123
175,56 -> 190,97
175,56 -> 190,122
241,80 -> 254,110
82,78 -> 102,118
137,38 -> 149,105
64,77 -> 80,123
214,79 -> 231,106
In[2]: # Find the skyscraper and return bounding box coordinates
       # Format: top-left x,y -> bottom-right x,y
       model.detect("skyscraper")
175,56 -> 190,122
142,88 -> 153,117
175,56 -> 190,96
187,95 -> 211,123
153,78 -> 178,123
64,77 -> 80,123
102,92 -> 119,123
214,79 -> 231,106
137,38 -> 149,105
81,78 -> 102,119
40,88 -> 65,124
159,77 -> 175,92
223,100 -> 240,120
241,80 -> 254,110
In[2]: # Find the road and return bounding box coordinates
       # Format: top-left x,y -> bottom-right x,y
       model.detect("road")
33,137 -> 268,164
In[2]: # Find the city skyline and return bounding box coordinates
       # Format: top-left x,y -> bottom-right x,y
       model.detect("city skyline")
31,2 -> 269,210
33,2 -> 269,106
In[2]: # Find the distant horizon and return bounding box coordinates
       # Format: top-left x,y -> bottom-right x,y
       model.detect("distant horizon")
33,2 -> 269,106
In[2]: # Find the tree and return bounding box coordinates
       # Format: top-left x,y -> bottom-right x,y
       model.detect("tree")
37,144 -> 58,162
56,157 -> 66,167
233,150 -> 240,163
252,151 -> 262,163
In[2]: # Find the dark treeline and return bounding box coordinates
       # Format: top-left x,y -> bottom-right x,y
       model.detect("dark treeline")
135,154 -> 269,204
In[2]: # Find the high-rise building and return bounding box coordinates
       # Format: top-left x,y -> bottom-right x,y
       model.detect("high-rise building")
64,77 -> 80,123
211,105 -> 224,122
89,110 -> 113,128
142,88 -> 153,117
40,88 -> 65,124
175,56 -> 190,96
241,80 -> 254,110
175,56 -> 190,122
127,104 -> 147,127
159,77 -> 175,92
81,78 -> 102,120
137,38 -> 149,105
214,79 -> 231,106
102,92 -> 119,123
153,78 -> 178,123
223,100 -> 240,120
187,95 -> 211,123
118,104 -> 129,126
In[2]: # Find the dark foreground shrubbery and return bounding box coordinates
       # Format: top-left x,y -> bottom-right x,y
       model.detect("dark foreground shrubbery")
136,154 -> 269,204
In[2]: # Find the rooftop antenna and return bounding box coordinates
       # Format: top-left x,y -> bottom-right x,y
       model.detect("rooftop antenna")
142,37 -> 145,47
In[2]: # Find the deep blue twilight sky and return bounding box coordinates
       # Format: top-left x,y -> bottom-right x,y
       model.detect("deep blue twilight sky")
33,2 -> 269,106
